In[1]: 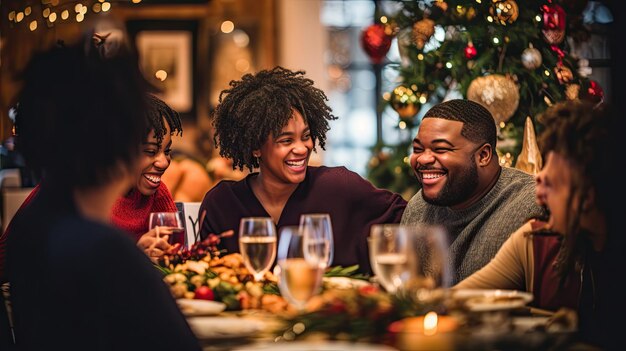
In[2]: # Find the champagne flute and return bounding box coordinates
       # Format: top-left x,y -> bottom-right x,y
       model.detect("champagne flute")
368,224 -> 411,294
277,226 -> 324,312
239,217 -> 277,282
405,223 -> 451,299
299,213 -> 333,269
148,211 -> 185,246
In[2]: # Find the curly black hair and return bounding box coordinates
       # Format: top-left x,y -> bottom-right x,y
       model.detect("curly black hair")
145,93 -> 182,146
423,99 -> 497,150
210,66 -> 338,171
535,100 -> 610,282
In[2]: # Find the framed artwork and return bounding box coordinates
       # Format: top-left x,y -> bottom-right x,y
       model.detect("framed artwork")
136,30 -> 193,113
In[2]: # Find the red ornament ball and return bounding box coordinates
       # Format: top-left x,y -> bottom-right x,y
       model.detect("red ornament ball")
580,79 -> 604,104
464,44 -> 477,59
542,3 -> 566,31
360,23 -> 392,64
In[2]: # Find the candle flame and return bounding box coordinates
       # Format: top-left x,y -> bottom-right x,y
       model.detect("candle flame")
423,311 -> 438,336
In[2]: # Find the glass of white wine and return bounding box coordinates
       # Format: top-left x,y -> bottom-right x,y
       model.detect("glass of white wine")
277,226 -> 324,312
299,213 -> 333,269
368,224 -> 411,294
369,223 -> 451,299
239,217 -> 277,282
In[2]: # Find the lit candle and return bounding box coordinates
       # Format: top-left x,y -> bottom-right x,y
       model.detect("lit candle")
388,312 -> 458,351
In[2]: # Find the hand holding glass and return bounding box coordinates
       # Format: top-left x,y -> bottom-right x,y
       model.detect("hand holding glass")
277,226 -> 324,312
239,217 -> 277,282
300,213 -> 333,269
148,211 -> 185,245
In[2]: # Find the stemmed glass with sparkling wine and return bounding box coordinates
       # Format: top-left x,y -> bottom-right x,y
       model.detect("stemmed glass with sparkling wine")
148,211 -> 185,245
239,217 -> 277,282
369,223 -> 450,298
299,213 -> 333,269
277,226 -> 324,312
369,224 -> 411,294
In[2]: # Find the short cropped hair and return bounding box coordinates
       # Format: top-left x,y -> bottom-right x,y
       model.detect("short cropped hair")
423,99 -> 497,149
210,66 -> 338,171
15,32 -> 149,189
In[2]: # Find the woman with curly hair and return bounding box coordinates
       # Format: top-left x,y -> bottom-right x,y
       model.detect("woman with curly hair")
198,67 -> 407,274
455,100 -> 619,348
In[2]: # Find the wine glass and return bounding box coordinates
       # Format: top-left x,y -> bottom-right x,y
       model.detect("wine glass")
299,213 -> 333,269
239,217 -> 277,282
148,211 -> 185,245
404,223 -> 451,300
368,224 -> 411,294
277,226 -> 324,312
369,223 -> 450,296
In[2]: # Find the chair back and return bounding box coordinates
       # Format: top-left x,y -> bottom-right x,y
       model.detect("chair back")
175,202 -> 201,248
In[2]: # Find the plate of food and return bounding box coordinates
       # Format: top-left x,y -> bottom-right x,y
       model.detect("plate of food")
186,316 -> 267,340
452,289 -> 533,312
177,298 -> 226,317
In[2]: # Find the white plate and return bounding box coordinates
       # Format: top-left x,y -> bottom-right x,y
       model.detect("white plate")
187,316 -> 267,340
232,340 -> 399,351
176,299 -> 226,316
452,289 -> 533,312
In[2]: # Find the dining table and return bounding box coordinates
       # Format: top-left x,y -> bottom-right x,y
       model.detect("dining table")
178,280 -> 587,351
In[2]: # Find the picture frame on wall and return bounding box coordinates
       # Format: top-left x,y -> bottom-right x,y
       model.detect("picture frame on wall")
136,30 -> 193,113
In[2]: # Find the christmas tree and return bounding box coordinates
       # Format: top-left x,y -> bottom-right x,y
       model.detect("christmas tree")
363,0 -> 604,199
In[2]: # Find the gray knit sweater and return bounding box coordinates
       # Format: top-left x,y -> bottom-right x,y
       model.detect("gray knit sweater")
401,167 -> 545,284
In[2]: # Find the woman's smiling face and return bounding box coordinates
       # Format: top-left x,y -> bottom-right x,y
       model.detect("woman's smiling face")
136,122 -> 173,196
256,109 -> 313,185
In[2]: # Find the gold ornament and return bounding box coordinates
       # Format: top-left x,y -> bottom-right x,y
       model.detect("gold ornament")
466,74 -> 520,124
515,117 -> 542,175
412,18 -> 435,50
390,85 -> 426,119
521,44 -> 542,70
565,84 -> 580,100
554,64 -> 574,84
490,0 -> 519,25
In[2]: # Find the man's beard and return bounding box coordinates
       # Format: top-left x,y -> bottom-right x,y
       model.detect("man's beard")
423,158 -> 479,207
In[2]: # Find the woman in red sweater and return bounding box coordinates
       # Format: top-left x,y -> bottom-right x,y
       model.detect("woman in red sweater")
110,93 -> 183,259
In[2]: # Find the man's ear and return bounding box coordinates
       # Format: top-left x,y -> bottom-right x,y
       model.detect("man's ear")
476,143 -> 493,167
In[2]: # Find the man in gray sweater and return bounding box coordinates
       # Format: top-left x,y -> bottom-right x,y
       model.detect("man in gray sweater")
401,99 -> 545,284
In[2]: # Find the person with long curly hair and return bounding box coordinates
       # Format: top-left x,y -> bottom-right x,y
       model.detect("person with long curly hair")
198,67 -> 407,274
455,100 -> 619,348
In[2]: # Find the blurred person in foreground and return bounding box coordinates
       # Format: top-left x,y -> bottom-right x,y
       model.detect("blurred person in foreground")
455,100 -> 620,349
198,67 -> 407,274
2,32 -> 200,350
401,99 -> 546,284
